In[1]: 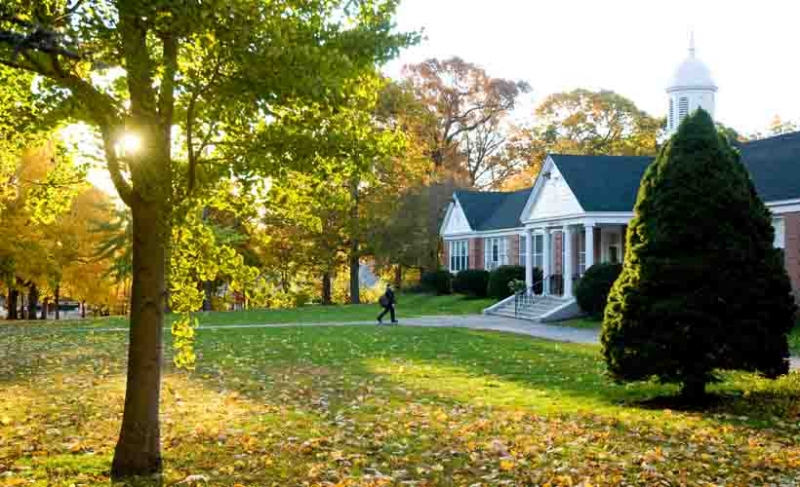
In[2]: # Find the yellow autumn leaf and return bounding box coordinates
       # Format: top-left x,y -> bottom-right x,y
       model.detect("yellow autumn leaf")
499,459 -> 515,471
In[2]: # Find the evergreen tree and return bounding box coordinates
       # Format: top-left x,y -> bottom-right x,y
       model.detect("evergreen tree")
602,109 -> 796,401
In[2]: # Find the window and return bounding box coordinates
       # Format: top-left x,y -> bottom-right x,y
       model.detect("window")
533,234 -> 544,269
773,218 -> 785,249
577,231 -> 586,274
678,97 -> 689,126
607,232 -> 620,264
484,237 -> 508,270
520,234 -> 544,270
449,240 -> 469,272
520,235 -> 526,266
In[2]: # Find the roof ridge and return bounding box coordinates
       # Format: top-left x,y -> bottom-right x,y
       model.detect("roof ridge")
742,130 -> 800,147
456,188 -> 531,196
549,153 -> 654,160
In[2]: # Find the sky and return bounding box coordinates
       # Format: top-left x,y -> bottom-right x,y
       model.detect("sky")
383,0 -> 800,135
79,0 -> 800,197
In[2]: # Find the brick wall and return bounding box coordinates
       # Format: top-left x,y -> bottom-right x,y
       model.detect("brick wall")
554,232 -> 563,275
469,238 -> 484,270
784,212 -> 800,303
510,235 -> 521,266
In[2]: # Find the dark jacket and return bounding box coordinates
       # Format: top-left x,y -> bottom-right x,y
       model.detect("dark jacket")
384,288 -> 395,306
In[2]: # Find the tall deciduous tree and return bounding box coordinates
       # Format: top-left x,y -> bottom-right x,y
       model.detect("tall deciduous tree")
602,109 -> 796,401
0,0 -> 413,479
402,57 -> 529,187
507,89 -> 662,188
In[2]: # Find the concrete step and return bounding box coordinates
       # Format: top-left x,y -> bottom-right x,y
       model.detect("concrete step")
486,295 -> 569,322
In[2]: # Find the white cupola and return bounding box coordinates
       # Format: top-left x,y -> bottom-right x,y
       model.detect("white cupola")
666,34 -> 717,134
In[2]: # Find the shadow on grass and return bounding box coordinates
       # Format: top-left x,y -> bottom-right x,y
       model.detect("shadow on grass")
3,323 -> 800,486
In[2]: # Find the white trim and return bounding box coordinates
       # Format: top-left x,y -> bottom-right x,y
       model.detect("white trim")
448,239 -> 470,273
520,155 -> 556,223
439,201 -> 455,237
773,217 -> 786,249
444,228 -> 525,239
767,199 -> 800,215
440,194 -> 474,237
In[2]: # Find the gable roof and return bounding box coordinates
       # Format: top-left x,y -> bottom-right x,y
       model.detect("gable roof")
455,131 -> 800,231
549,155 -> 653,212
454,188 -> 532,232
548,132 -> 800,212
738,131 -> 800,202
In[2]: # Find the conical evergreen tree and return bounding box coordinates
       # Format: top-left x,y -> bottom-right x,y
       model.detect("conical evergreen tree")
602,109 -> 796,400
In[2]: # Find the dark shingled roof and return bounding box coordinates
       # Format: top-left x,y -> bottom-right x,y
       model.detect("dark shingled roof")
549,155 -> 653,212
453,131 -> 800,229
738,131 -> 800,202
550,132 -> 800,211
455,188 -> 532,231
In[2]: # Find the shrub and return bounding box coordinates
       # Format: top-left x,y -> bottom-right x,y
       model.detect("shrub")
487,265 -> 525,299
602,109 -> 797,400
575,263 -> 622,319
508,279 -> 527,295
452,269 -> 490,297
421,269 -> 453,295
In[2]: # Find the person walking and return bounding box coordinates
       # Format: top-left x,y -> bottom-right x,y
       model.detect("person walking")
377,285 -> 397,325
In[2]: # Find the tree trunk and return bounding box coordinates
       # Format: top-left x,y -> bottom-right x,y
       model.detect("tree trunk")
680,377 -> 707,402
55,286 -> 60,320
18,292 -> 24,320
40,298 -> 48,320
7,289 -> 17,320
394,265 -> 403,290
27,284 -> 38,320
202,280 -> 213,311
321,272 -> 332,305
348,177 -> 360,305
80,300 -> 86,319
111,200 -> 166,479
349,250 -> 360,305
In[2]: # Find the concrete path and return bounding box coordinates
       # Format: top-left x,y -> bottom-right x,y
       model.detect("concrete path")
35,314 -> 800,370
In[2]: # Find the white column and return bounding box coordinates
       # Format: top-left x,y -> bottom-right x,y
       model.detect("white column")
563,225 -> 574,298
542,229 -> 551,295
524,228 -> 534,290
584,222 -> 595,271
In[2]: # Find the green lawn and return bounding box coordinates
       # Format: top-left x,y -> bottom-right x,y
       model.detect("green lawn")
560,317 -> 800,355
0,293 -> 495,329
1,322 -> 799,486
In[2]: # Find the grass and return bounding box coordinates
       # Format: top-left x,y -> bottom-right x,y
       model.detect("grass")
1,321 -> 799,486
0,293 -> 495,329
560,317 -> 800,356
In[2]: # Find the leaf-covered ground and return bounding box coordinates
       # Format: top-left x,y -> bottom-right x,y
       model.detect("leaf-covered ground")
560,318 -> 800,356
1,322 -> 799,486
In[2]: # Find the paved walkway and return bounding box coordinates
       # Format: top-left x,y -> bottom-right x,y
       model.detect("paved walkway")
54,315 -> 800,370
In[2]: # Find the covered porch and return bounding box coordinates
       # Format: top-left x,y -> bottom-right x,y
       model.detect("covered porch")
523,218 -> 629,299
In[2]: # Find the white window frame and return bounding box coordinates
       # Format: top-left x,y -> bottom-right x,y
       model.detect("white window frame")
773,218 -> 786,249
533,234 -> 544,270
449,240 -> 469,273
484,237 -> 509,270
577,231 -> 586,275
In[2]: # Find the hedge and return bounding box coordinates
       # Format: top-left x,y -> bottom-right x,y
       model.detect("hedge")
452,269 -> 490,297
420,269 -> 453,295
574,263 -> 622,318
